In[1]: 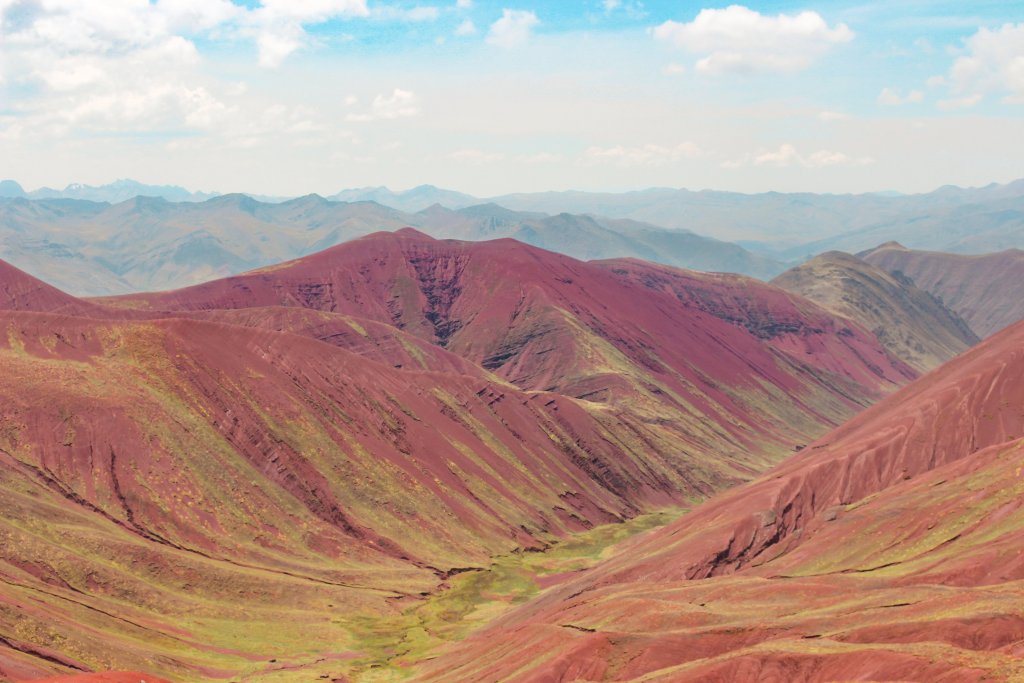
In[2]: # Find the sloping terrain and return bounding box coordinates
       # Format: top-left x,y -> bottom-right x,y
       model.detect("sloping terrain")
772,251 -> 978,372
863,242 -> 1024,338
0,260 -> 110,318
415,318 -> 1024,682
0,195 -> 781,296
107,229 -> 914,474
488,179 -> 1024,252
0,234 -> 916,682
0,309 -> 687,682
416,206 -> 785,279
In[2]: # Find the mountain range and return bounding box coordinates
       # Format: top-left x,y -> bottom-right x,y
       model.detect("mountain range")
414,301 -> 1024,682
4,177 -> 1023,266
0,194 -> 786,296
2,178 -> 1023,683
863,242 -> 1024,338
0,232 -> 914,682
772,250 -> 979,372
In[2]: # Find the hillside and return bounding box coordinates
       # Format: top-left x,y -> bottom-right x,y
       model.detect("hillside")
109,229 -> 913,466
0,195 -> 782,296
772,250 -> 978,372
0,259 -> 110,317
862,242 -> 1024,338
415,316 -> 1024,682
487,179 -> 1024,252
0,234 -> 915,681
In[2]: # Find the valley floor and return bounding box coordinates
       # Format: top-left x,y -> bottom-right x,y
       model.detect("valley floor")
242,509 -> 685,682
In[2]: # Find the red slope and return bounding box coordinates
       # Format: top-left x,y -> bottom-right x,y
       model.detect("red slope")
863,242 -> 1024,337
0,259 -> 104,316
103,229 -> 915,475
416,320 -> 1024,682
0,307 -> 710,681
23,674 -> 172,683
0,233 -> 916,680
110,230 -> 911,388
593,257 -> 913,389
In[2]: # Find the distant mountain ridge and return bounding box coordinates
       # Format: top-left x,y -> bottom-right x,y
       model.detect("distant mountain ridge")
772,250 -> 978,372
415,301 -> 1024,682
0,178 -> 220,203
4,177 -> 1022,291
862,242 -> 1024,338
0,194 -> 786,296
0,233 -> 913,680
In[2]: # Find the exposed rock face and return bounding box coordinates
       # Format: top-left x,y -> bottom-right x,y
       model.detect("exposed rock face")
863,241 -> 1024,338
773,250 -> 978,372
414,317 -> 1024,682
0,233 -> 916,681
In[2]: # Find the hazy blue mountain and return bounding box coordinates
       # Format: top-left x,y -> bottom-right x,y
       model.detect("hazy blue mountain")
0,195 -> 782,295
487,180 -> 1024,251
3,178 -> 220,203
330,179 -> 1024,257
329,184 -> 479,212
0,180 -> 27,198
3,178 -> 1020,295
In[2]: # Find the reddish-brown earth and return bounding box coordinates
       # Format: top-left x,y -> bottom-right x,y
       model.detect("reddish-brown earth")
0,260 -> 107,317
24,673 -> 171,683
772,250 -> 978,372
0,233 -> 918,681
106,229 -> 914,462
416,318 -> 1024,681
863,242 -> 1024,337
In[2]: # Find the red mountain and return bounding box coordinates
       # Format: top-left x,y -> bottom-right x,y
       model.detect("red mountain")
862,242 -> 1024,337
418,318 -> 1024,681
0,233 -> 916,681
0,259 -> 105,316
107,229 -> 914,475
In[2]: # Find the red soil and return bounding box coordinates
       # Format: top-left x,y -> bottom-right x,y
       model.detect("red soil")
104,229 -> 916,464
0,232 -> 923,681
863,242 -> 1024,337
0,260 -> 106,317
415,319 -> 1024,681
24,673 -> 171,683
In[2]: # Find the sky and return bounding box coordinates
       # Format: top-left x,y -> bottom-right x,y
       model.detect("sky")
0,0 -> 1022,197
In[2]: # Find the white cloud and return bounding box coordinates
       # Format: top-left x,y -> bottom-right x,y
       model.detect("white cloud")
662,62 -> 686,76
346,89 -> 420,122
486,9 -> 538,48
938,94 -> 983,110
940,22 -> 1024,105
877,87 -> 924,105
752,143 -> 800,166
456,0 -> 473,8
371,6 -> 441,22
519,152 -> 562,164
0,0 -> 377,144
455,19 -> 476,36
725,144 -> 873,168
582,142 -> 702,166
255,0 -> 368,22
653,5 -> 853,74
248,0 -> 368,66
601,0 -> 644,19
448,148 -> 504,163
255,24 -> 304,67
818,110 -> 848,121
0,0 -> 371,77
157,0 -> 243,32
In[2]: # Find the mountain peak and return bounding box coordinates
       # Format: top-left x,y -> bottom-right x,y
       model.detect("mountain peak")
0,179 -> 26,198
392,226 -> 433,239
774,249 -> 977,372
